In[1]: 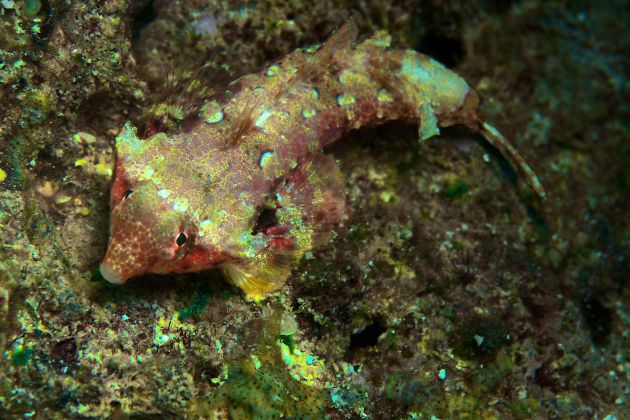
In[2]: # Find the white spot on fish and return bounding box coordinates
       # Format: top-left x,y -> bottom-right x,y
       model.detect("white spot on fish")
338,69 -> 359,85
201,101 -> 224,124
206,110 -> 224,124
337,94 -> 355,106
198,219 -> 212,237
302,108 -> 316,118
193,15 -> 218,36
157,189 -> 171,198
139,167 -> 154,181
377,88 -> 394,102
259,151 -> 274,168
255,110 -> 273,128
266,65 -> 280,76
173,197 -> 189,213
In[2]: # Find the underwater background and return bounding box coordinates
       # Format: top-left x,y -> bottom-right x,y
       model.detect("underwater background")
0,0 -> 628,418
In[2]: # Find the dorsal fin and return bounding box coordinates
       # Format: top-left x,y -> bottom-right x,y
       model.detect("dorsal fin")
140,58 -> 233,139
225,101 -> 265,147
287,19 -> 358,86
224,20 -> 359,148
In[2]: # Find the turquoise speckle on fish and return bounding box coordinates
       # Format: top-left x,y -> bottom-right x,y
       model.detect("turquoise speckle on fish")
100,22 -> 546,299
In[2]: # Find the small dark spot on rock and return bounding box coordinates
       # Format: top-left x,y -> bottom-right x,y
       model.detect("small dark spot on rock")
532,361 -> 561,392
441,178 -> 469,200
581,295 -> 613,346
51,338 -> 77,370
280,334 -> 295,353
181,113 -> 201,133
56,389 -> 77,408
452,314 -> 510,363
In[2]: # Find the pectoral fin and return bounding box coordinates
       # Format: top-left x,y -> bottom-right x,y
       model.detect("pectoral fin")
225,154 -> 345,300
273,153 -> 345,252
418,102 -> 440,142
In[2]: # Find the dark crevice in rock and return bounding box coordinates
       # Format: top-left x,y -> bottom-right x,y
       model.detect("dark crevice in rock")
131,0 -> 157,41
349,318 -> 387,349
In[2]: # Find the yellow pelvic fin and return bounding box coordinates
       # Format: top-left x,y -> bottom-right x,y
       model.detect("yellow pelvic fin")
221,255 -> 293,301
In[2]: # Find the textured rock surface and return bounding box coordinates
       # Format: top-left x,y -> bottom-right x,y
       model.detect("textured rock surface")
1,0 -> 628,418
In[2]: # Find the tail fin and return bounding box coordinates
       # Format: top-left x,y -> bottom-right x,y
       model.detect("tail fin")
479,121 -> 547,202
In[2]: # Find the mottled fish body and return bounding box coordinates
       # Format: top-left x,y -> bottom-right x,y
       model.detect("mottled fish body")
100,23 -> 545,298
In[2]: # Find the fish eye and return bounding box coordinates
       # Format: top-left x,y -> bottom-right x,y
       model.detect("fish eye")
176,232 -> 187,247
123,189 -> 133,199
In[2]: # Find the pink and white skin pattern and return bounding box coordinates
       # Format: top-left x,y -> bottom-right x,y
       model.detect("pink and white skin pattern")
100,22 -> 545,299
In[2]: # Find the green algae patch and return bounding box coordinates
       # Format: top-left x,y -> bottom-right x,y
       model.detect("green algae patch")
6,136 -> 28,188
384,371 -> 442,407
510,398 -> 542,419
10,344 -> 33,366
441,177 -> 469,199
347,220 -> 373,252
178,283 -> 212,320
469,353 -> 514,394
194,364 -> 327,418
22,87 -> 55,123
191,308 -> 328,418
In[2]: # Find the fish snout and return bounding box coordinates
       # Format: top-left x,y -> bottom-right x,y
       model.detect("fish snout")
100,212 -> 158,284
99,260 -> 126,284
99,234 -> 153,284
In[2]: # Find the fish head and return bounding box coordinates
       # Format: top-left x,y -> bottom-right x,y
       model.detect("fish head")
99,123 -> 228,284
100,178 -> 195,284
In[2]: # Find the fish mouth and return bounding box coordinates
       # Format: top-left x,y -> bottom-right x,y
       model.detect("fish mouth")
99,261 -> 126,284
